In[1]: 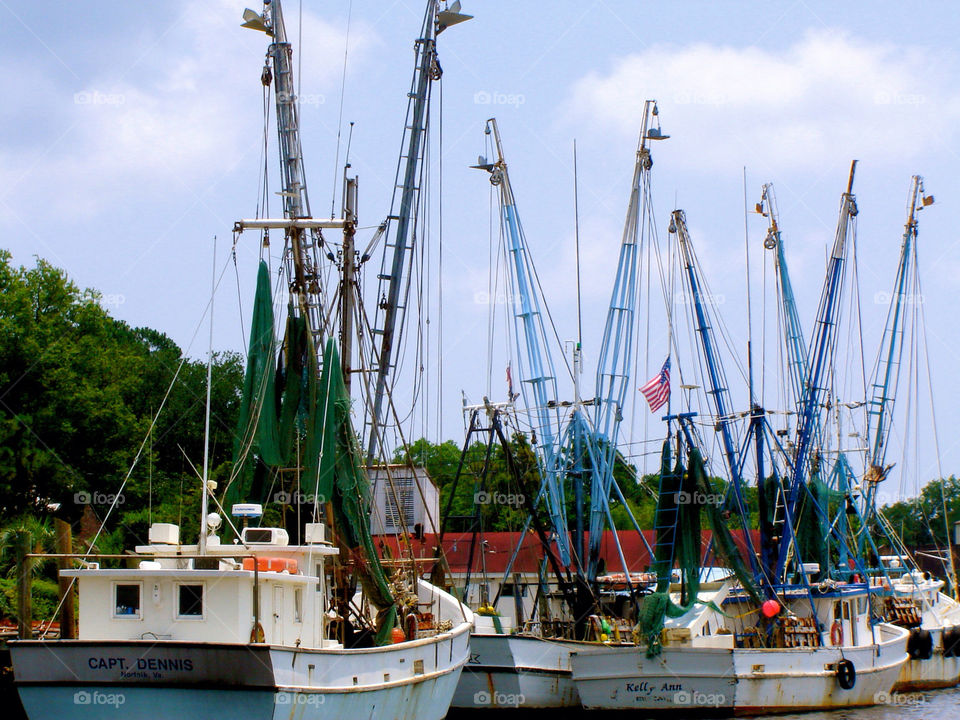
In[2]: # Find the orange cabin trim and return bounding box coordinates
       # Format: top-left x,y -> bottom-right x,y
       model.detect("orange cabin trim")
242,557 -> 299,574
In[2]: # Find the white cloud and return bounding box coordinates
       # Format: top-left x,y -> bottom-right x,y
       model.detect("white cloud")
0,0 -> 379,220
565,29 -> 960,172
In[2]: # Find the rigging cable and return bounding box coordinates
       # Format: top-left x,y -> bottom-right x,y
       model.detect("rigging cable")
743,168 -> 755,403
330,0 -> 354,218
436,72 -> 444,442
485,129 -> 496,400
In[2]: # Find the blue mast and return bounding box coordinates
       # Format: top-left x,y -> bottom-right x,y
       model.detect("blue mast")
863,176 -> 926,504
774,161 -> 859,580
476,118 -> 570,564
584,100 -> 665,579
671,210 -> 762,580
857,176 -> 930,554
759,183 -> 809,408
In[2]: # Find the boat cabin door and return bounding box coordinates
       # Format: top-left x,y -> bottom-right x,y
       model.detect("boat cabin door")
273,585 -> 285,645
833,599 -> 857,647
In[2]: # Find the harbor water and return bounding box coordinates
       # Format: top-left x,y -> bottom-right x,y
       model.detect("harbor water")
4,682 -> 957,719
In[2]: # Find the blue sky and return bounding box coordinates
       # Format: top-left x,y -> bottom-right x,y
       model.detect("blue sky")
2,1 -> 959,500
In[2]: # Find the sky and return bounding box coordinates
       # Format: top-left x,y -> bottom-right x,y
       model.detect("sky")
2,0 -> 959,502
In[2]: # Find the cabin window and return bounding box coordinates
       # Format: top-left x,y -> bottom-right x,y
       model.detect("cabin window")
500,583 -> 527,598
177,583 -> 204,618
294,588 -> 303,624
114,583 -> 141,618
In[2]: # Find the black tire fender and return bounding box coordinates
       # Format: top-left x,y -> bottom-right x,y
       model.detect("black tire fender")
836,658 -> 856,690
942,626 -> 960,658
907,628 -> 933,660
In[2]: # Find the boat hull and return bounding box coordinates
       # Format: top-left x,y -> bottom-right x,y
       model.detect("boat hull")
571,624 -> 909,715
730,628 -> 908,715
11,623 -> 470,720
893,627 -> 960,691
452,633 -> 581,708
572,644 -> 736,713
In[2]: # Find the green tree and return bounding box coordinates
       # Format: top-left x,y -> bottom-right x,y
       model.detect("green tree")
0,250 -> 242,551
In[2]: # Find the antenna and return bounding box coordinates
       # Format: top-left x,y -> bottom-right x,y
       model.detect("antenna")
199,236 -> 216,555
573,138 -> 583,404
573,139 -> 583,348
743,167 -> 755,404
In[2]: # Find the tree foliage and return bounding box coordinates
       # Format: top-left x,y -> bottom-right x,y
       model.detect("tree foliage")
879,475 -> 960,548
0,250 -> 242,552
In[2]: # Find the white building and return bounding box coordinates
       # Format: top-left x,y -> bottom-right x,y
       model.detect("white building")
368,465 -> 439,536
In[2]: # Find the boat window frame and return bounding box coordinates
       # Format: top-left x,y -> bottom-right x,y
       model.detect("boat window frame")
294,587 -> 303,624
112,581 -> 143,620
175,581 -> 206,620
499,582 -> 527,598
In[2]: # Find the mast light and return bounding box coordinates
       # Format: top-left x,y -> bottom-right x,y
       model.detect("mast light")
438,2 -> 472,32
241,8 -> 270,34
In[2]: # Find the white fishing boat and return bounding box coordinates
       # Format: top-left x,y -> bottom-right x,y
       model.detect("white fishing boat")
572,583 -> 910,715
574,162 -> 911,715
450,102 -> 668,711
12,520 -> 471,720
11,2 -> 475,718
453,620 -> 582,709
883,566 -> 960,690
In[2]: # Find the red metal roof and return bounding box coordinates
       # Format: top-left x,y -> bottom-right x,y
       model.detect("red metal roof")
374,529 -> 760,575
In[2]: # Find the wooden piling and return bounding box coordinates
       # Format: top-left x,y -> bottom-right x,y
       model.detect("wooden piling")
16,531 -> 33,640
55,519 -> 76,639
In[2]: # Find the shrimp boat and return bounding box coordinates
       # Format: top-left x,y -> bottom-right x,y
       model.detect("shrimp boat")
882,564 -> 960,690
846,175 -> 960,691
449,103 -> 668,709
570,442 -> 910,715
573,162 -> 912,714
10,2 -> 474,719
571,584 -> 910,714
11,525 -> 471,720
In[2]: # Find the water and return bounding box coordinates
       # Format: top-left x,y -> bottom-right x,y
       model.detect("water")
3,679 -> 957,719
751,686 -> 960,720
444,690 -> 959,719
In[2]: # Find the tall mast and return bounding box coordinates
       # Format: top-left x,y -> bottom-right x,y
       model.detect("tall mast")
585,100 -> 665,579
864,176 -> 924,485
365,1 -> 471,462
759,183 -> 809,409
242,0 -> 326,347
200,238 -> 216,554
671,209 -> 761,579
341,177 -> 359,393
475,117 -> 568,563
774,160 -> 858,579
858,177 -> 931,548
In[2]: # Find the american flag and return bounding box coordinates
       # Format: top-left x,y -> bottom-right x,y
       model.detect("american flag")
506,364 -> 519,402
639,357 -> 671,412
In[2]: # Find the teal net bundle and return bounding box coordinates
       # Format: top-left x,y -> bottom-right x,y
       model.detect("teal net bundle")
639,441 -> 762,656
224,261 -> 398,645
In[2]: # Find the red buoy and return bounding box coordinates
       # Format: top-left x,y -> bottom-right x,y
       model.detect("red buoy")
761,599 -> 781,618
